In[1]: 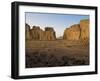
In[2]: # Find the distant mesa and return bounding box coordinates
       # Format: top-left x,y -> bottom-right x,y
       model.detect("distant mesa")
57,36 -> 63,40
26,19 -> 89,42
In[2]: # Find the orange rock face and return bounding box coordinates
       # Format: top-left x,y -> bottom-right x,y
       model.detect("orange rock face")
63,19 -> 89,41
63,24 -> 81,40
80,19 -> 89,40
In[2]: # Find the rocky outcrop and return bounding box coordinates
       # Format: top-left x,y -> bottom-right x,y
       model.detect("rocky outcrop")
25,23 -> 32,40
30,26 -> 42,40
63,24 -> 81,40
44,27 -> 56,40
63,19 -> 89,41
26,19 -> 89,42
80,19 -> 89,40
25,24 -> 56,40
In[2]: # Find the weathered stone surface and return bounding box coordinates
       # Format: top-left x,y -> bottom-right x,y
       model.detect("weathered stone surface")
30,26 -> 41,40
25,25 -> 56,40
63,19 -> 89,42
44,27 -> 56,40
25,23 -> 32,40
26,19 -> 89,42
80,19 -> 89,40
63,24 -> 81,40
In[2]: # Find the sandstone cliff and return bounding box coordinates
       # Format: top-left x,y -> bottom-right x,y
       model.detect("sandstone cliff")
44,27 -> 56,40
63,19 -> 89,41
63,24 -> 81,40
30,26 -> 42,40
80,19 -> 89,40
26,19 -> 89,42
25,24 -> 56,40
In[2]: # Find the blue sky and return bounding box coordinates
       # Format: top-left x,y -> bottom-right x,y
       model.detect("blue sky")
25,12 -> 89,37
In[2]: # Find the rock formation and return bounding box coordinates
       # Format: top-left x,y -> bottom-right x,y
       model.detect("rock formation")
63,19 -> 89,41
26,19 -> 89,42
80,19 -> 89,40
44,27 -> 56,40
25,23 -> 32,40
25,24 -> 56,40
30,26 -> 41,40
63,24 -> 81,40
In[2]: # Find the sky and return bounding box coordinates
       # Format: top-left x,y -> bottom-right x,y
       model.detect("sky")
25,12 -> 89,37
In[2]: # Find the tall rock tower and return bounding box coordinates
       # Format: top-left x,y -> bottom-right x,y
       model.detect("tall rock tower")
44,27 -> 56,40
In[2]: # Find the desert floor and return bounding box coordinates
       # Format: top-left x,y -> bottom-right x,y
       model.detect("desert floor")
25,40 -> 89,68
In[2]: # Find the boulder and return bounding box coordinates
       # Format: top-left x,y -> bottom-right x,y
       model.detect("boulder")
63,24 -> 81,40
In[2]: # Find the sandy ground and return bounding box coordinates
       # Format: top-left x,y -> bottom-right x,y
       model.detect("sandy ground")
25,40 -> 89,68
